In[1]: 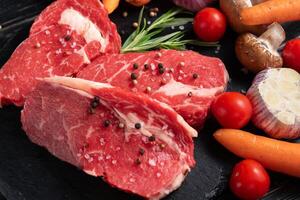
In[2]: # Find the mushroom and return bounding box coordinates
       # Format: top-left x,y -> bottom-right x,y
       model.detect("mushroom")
235,22 -> 286,73
220,0 -> 267,34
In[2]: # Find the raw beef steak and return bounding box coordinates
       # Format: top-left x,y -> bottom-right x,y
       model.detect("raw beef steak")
0,0 -> 121,106
30,0 -> 121,55
21,77 -> 197,200
77,50 -> 228,127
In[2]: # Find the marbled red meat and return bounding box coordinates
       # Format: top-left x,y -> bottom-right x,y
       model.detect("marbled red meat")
21,77 -> 197,200
77,50 -> 228,127
0,0 -> 121,106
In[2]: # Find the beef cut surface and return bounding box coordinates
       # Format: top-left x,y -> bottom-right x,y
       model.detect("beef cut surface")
0,0 -> 121,106
21,77 -> 196,200
77,49 -> 228,127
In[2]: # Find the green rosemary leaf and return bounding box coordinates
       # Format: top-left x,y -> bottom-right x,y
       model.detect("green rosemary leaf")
121,7 -> 218,53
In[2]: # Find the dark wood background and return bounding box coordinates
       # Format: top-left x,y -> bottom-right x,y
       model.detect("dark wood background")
1,0 -> 300,199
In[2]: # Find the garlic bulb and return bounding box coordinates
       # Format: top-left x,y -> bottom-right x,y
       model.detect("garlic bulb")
247,68 -> 300,139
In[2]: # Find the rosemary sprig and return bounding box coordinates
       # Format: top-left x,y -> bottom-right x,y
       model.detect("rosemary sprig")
121,8 -> 219,53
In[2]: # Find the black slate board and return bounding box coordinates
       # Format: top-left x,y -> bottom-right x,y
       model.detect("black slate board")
1,1 -> 300,200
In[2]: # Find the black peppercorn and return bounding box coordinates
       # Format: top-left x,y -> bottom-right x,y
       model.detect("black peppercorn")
64,35 -> 71,41
131,73 -> 138,80
149,135 -> 156,142
192,73 -> 199,79
135,123 -> 141,129
103,120 -> 111,127
133,63 -> 139,69
135,158 -> 141,165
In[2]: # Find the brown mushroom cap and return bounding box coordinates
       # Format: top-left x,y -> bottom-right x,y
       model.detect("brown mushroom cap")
220,0 -> 266,34
235,33 -> 283,73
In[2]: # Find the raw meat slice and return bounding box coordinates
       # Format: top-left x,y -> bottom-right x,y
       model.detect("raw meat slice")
77,49 -> 229,127
21,77 -> 197,200
30,0 -> 121,54
0,0 -> 121,106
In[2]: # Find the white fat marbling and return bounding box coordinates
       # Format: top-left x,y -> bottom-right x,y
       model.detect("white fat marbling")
59,8 -> 107,51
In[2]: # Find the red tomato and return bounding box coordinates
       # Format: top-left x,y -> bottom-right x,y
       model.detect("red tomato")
211,92 -> 252,129
282,38 -> 300,72
193,8 -> 226,42
230,159 -> 270,200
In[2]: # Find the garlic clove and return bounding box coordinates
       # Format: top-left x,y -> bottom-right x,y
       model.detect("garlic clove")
247,68 -> 300,139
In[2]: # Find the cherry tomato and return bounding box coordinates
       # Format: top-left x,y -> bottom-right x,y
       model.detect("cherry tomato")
193,8 -> 227,42
282,38 -> 300,72
211,92 -> 252,129
230,159 -> 270,200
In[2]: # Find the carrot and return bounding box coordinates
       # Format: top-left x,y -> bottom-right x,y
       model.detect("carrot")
214,129 -> 300,178
241,0 -> 300,25
103,0 -> 120,14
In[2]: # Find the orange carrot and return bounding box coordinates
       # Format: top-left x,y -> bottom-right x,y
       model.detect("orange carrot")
241,0 -> 300,25
103,0 -> 120,14
214,129 -> 300,178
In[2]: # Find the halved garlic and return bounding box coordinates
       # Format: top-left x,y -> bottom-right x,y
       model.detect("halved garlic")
247,68 -> 300,139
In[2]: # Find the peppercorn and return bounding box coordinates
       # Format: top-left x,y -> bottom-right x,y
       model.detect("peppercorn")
133,63 -> 139,69
188,92 -> 193,97
135,123 -> 141,129
64,35 -> 71,41
103,120 -> 111,127
90,96 -> 100,108
159,143 -> 166,149
139,148 -> 145,155
135,158 -> 141,165
144,64 -> 149,70
193,73 -> 199,79
158,63 -> 164,69
132,22 -> 138,28
131,73 -> 138,80
158,67 -> 165,74
122,11 -> 128,18
149,135 -> 156,142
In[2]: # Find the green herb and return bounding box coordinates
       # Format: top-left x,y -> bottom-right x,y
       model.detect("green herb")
121,8 -> 219,53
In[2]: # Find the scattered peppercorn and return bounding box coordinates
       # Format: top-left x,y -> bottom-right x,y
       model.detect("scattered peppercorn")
146,86 -> 152,93
122,11 -> 128,18
135,123 -> 141,129
158,67 -> 165,74
149,135 -> 156,142
188,92 -> 193,97
139,148 -> 145,155
34,42 -> 41,48
103,120 -> 111,127
135,158 -> 141,165
144,64 -> 149,70
133,63 -> 139,69
118,122 -> 125,129
131,73 -> 138,80
158,63 -> 164,69
64,35 -> 71,41
192,73 -> 199,79
90,96 -> 100,108
132,22 -> 138,28
149,11 -> 157,17
159,143 -> 166,149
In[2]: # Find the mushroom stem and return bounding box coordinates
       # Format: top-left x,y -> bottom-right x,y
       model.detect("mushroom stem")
259,23 -> 286,50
